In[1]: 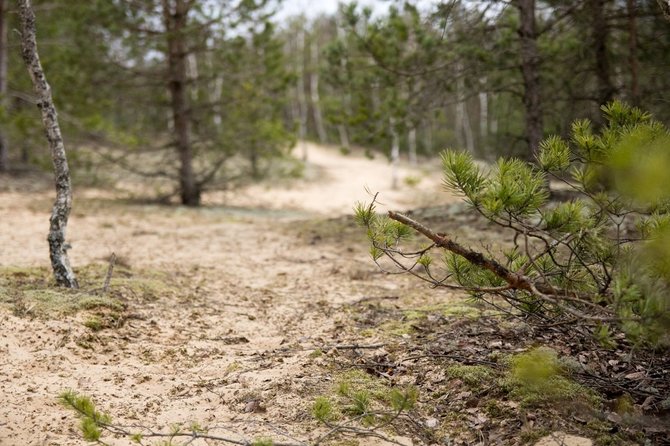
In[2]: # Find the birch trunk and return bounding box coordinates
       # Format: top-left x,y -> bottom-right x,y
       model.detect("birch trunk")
390,118 -> 400,190
0,0 -> 8,172
18,0 -> 78,288
296,29 -> 308,160
408,125 -> 417,166
478,87 -> 488,155
309,39 -> 327,144
455,65 -> 475,154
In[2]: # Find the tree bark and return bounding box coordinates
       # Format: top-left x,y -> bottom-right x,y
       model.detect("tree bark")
309,38 -> 327,144
162,0 -> 199,206
478,79 -> 488,156
0,0 -> 8,172
18,0 -> 78,288
627,0 -> 640,105
516,0 -> 544,158
591,0 -> 615,107
390,117 -> 400,190
455,63 -> 475,155
296,28 -> 308,160
408,125 -> 417,166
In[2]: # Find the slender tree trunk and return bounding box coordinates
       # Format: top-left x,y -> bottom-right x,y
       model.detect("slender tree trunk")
423,116 -> 433,155
18,0 -> 78,288
408,125 -> 417,166
592,0 -> 615,107
390,117 -> 399,190
163,0 -> 199,206
309,39 -> 327,144
516,0 -> 544,158
478,79 -> 488,155
337,124 -> 350,151
455,78 -> 475,155
0,0 -> 8,172
336,14 -> 351,153
627,0 -> 640,105
296,29 -> 308,160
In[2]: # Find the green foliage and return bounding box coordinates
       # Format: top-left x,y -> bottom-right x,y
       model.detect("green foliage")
312,397 -> 335,422
59,390 -> 112,442
251,438 -> 274,446
312,369 -> 420,436
359,102 -> 670,345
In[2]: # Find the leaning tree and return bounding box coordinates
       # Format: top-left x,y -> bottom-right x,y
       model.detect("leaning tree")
18,0 -> 77,288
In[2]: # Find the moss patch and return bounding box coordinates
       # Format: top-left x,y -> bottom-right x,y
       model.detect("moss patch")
0,264 -> 179,319
503,347 -> 599,408
447,364 -> 497,388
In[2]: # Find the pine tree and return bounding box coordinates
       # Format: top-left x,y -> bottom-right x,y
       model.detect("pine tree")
357,101 -> 670,345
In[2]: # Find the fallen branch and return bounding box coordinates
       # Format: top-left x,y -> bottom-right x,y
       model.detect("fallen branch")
387,211 -> 618,322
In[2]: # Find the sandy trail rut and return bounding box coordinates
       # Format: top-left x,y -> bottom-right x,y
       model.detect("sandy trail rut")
0,144 -> 456,445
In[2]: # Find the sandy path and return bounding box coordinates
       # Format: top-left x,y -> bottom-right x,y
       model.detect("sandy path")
0,144 -> 456,445
210,142 -> 452,215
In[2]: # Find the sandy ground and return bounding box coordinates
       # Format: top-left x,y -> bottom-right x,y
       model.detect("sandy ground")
0,144 -> 457,445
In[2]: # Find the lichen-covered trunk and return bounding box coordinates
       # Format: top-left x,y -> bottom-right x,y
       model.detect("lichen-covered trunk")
0,0 -> 9,172
516,0 -> 543,158
18,0 -> 78,288
163,0 -> 199,206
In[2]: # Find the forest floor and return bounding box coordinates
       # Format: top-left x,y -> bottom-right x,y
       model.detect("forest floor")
0,144 -> 667,446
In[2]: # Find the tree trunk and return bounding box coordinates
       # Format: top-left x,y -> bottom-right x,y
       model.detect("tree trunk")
390,117 -> 400,190
516,0 -> 544,158
309,39 -> 327,144
408,126 -> 417,166
296,29 -> 308,160
478,80 -> 488,156
592,0 -> 615,107
455,64 -> 475,155
423,116 -> 433,155
18,0 -> 78,288
162,0 -> 199,206
337,124 -> 350,152
627,0 -> 640,105
0,0 -> 8,172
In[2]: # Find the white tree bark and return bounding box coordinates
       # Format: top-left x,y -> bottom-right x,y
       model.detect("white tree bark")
18,0 -> 78,288
478,80 -> 488,155
309,38 -> 327,144
390,117 -> 400,190
456,64 -> 475,154
296,29 -> 308,160
408,125 -> 417,166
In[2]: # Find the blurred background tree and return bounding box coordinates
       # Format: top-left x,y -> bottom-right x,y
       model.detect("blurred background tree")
1,0 -> 669,203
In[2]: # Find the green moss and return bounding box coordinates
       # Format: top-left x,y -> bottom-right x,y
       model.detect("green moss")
0,264 -> 179,319
504,348 -> 599,408
335,369 -> 390,402
447,365 -> 496,387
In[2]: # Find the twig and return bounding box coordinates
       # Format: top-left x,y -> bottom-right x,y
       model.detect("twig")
102,253 -> 116,295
